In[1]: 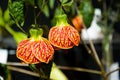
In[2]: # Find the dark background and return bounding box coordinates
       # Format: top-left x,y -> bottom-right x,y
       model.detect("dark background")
0,0 -> 120,80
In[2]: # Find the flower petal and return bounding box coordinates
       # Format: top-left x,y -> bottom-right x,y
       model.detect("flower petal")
16,40 -> 40,64
67,26 -> 80,46
33,38 -> 54,64
49,27 -> 74,49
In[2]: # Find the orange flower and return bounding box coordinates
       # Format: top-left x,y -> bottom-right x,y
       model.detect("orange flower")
72,15 -> 83,32
16,28 -> 54,64
49,14 -> 80,49
16,39 -> 40,64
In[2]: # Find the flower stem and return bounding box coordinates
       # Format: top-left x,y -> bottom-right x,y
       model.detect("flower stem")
81,37 -> 92,54
82,23 -> 108,80
57,65 -> 101,75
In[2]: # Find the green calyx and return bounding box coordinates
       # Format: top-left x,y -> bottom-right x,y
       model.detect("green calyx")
55,14 -> 69,26
29,28 -> 43,40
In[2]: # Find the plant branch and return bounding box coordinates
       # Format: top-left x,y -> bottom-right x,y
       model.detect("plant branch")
6,62 -> 101,75
57,65 -> 101,75
7,66 -> 40,77
7,65 -> 54,80
6,62 -> 28,67
82,24 -> 102,68
81,37 -> 92,55
9,12 -> 26,34
82,23 -> 107,79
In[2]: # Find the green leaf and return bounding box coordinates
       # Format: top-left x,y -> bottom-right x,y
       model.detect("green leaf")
60,0 -> 68,4
54,6 -> 64,16
50,63 -> 68,80
79,0 -> 94,28
62,0 -> 73,13
0,18 -> 5,26
49,0 -> 55,9
37,0 -> 49,17
4,24 -> 27,44
0,8 -> 5,26
62,0 -> 73,7
9,1 -> 24,27
37,0 -> 46,9
13,32 -> 27,44
42,5 -> 49,17
3,9 -> 10,22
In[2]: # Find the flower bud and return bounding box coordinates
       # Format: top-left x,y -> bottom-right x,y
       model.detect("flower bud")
72,15 -> 83,32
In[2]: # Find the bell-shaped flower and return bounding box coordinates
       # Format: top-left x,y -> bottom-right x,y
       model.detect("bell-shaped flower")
49,14 -> 80,49
16,28 -> 54,64
72,15 -> 83,32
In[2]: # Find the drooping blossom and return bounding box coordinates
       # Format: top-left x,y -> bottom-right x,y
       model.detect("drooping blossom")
16,28 -> 54,64
72,15 -> 83,32
49,14 -> 80,49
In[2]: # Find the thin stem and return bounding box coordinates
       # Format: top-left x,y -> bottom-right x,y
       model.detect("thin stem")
82,23 -> 107,80
36,0 -> 49,22
102,0 -> 108,27
57,65 -> 101,75
34,0 -> 37,24
83,24 -> 102,68
7,66 -> 51,79
34,9 -> 37,24
81,37 -> 92,55
36,11 -> 42,18
6,62 -> 28,67
9,13 -> 26,34
74,0 -> 80,15
7,65 -> 59,80
7,66 -> 40,77
6,62 -> 101,75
